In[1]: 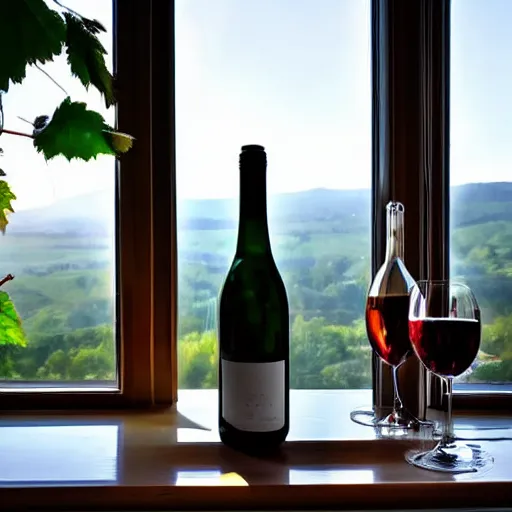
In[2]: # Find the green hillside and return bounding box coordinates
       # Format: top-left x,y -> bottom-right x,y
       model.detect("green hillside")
1,182 -> 512,386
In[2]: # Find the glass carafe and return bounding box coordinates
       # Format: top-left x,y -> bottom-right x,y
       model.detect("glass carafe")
351,201 -> 423,430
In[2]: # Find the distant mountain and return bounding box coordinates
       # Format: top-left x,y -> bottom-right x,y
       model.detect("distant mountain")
8,190 -> 115,235
4,182 -> 512,235
451,182 -> 512,227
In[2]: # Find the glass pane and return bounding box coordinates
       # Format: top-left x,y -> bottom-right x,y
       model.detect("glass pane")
0,1 -> 116,385
176,0 -> 371,390
451,0 -> 512,389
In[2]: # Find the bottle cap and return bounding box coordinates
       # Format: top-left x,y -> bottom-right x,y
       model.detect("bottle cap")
240,145 -> 266,169
241,144 -> 265,152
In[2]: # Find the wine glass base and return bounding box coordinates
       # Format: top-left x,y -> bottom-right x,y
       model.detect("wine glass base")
351,406 -> 434,432
350,407 -> 381,427
406,441 -> 494,474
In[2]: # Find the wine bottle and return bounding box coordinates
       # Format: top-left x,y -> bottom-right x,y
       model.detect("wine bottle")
218,144 -> 289,453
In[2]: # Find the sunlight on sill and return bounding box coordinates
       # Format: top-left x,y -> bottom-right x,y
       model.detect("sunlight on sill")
178,389 -> 376,443
177,389 -> 512,443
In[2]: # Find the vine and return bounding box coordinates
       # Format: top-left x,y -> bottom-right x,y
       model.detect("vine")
0,0 -> 134,347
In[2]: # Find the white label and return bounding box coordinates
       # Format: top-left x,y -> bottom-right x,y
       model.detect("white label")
221,359 -> 285,432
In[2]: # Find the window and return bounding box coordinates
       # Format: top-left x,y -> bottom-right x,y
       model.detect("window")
451,0 -> 512,391
0,1 -> 116,386
0,0 -> 168,408
175,0 -> 372,391
2,0 -> 508,413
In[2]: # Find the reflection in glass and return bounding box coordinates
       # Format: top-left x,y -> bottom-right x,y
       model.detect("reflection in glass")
0,425 -> 118,482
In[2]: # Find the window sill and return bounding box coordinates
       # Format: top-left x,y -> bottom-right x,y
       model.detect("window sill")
0,390 -> 511,510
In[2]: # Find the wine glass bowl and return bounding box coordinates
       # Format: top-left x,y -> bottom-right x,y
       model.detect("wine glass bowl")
409,281 -> 481,379
406,280 -> 493,473
366,294 -> 412,368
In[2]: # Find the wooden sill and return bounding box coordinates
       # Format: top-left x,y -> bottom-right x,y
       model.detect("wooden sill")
0,390 -> 511,510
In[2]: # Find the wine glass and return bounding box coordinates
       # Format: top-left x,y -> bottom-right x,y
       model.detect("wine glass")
351,202 -> 428,431
406,280 -> 493,473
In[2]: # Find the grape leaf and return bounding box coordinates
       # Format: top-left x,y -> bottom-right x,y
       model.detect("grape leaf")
104,130 -> 135,154
64,13 -> 115,107
33,97 -> 115,161
0,291 -> 26,348
0,180 -> 16,234
0,0 -> 66,92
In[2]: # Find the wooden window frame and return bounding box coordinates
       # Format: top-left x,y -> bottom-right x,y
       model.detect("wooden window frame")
374,0 -> 511,412
0,0 -> 177,410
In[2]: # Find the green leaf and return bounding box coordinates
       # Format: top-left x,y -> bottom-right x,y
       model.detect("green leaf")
64,13 -> 115,107
0,291 -> 26,348
33,97 -> 115,161
0,180 -> 16,234
104,130 -> 135,154
0,0 -> 66,92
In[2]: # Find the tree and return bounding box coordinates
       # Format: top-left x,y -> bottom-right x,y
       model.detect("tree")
34,325 -> 115,380
469,312 -> 512,383
178,331 -> 218,389
290,315 -> 370,388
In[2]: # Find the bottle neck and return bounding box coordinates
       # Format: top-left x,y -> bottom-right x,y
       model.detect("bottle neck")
385,206 -> 405,261
236,167 -> 271,256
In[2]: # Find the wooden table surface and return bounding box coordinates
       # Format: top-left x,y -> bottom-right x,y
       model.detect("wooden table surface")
0,390 -> 511,510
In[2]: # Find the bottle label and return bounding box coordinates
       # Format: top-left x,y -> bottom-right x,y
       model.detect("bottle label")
221,359 -> 285,432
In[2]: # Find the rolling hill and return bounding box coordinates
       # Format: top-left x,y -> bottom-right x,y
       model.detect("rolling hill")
2,182 -> 511,235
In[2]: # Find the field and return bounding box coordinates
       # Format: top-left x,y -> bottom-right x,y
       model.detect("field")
0,183 -> 511,387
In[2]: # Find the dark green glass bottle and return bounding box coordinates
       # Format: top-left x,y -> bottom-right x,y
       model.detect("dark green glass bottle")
218,144 -> 289,453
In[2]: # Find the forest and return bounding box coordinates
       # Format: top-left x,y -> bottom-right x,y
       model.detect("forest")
0,182 -> 511,388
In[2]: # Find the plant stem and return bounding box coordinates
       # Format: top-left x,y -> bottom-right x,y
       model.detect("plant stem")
17,116 -> 34,127
0,93 -> 4,132
0,274 -> 14,287
34,64 -> 68,96
1,129 -> 33,139
53,0 -> 82,19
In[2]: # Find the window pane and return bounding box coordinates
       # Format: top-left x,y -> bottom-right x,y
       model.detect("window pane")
0,1 -> 116,385
176,0 -> 371,390
451,0 -> 512,389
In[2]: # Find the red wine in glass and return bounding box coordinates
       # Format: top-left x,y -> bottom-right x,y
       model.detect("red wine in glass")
406,280 -> 493,474
366,295 -> 412,368
409,317 -> 480,378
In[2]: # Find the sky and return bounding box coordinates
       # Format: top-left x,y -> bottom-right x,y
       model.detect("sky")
1,0 -> 511,210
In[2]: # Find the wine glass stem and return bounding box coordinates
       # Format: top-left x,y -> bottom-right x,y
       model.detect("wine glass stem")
392,364 -> 404,414
441,377 -> 454,446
